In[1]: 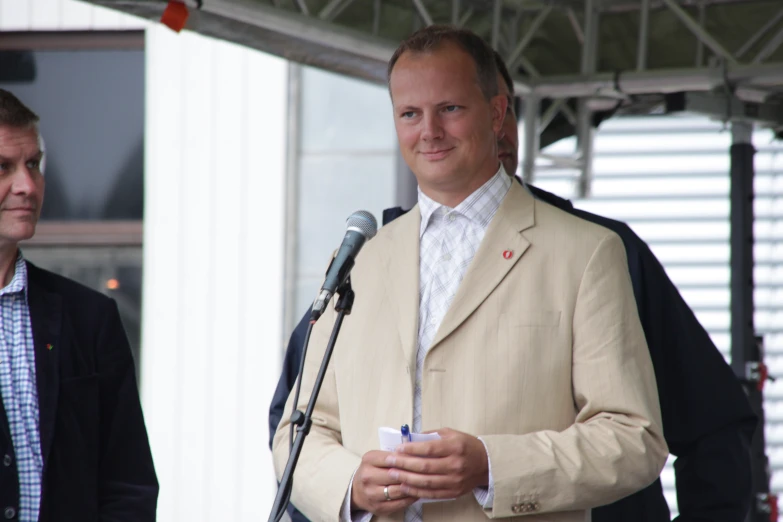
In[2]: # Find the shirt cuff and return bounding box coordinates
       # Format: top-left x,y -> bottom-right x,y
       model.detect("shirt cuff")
341,470 -> 373,522
473,437 -> 494,509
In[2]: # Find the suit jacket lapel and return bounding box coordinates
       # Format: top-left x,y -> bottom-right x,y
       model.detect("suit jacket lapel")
430,182 -> 535,350
379,206 -> 420,385
26,263 -> 62,468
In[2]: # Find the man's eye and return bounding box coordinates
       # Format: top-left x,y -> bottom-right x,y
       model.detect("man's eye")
444,105 -> 459,112
401,111 -> 416,119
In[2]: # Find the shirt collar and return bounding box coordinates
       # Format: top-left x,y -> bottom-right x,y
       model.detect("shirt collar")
0,252 -> 28,297
418,164 -> 512,238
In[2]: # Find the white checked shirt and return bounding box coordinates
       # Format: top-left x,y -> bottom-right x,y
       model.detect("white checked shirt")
0,254 -> 43,522
343,166 -> 511,522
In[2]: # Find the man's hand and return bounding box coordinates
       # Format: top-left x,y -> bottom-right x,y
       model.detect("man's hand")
386,428 -> 489,500
351,450 -> 418,516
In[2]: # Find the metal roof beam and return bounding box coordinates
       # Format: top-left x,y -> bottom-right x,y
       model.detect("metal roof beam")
753,25 -> 783,64
506,6 -> 552,72
660,0 -> 737,64
735,8 -> 783,60
318,0 -> 355,21
491,0 -> 502,50
451,0 -> 460,26
528,62 -> 783,99
294,0 -> 309,16
412,0 -> 434,27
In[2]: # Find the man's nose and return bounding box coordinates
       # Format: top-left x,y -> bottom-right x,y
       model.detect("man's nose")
421,112 -> 444,141
11,163 -> 39,196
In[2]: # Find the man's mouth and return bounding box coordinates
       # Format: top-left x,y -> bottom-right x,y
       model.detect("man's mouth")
421,148 -> 454,160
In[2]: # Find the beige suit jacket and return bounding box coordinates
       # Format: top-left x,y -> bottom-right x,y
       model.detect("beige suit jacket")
273,182 -> 668,522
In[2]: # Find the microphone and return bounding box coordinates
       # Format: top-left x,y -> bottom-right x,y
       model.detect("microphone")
311,210 -> 378,320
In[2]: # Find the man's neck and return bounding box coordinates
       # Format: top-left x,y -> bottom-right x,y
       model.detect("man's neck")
420,163 -> 502,208
0,245 -> 19,287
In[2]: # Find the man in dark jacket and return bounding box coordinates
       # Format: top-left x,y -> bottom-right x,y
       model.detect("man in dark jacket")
269,54 -> 756,522
0,89 -> 158,521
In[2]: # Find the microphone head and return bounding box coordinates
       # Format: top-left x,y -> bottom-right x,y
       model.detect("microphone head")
346,210 -> 378,240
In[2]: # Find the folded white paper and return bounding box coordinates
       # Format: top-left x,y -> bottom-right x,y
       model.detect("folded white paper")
378,427 -> 454,504
378,426 -> 441,452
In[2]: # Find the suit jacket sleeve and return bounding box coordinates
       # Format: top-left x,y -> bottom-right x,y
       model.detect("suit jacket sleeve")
96,299 -> 159,522
629,244 -> 756,522
480,233 -> 668,517
272,301 -> 361,522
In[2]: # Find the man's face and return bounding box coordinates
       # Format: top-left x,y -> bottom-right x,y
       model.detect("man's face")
496,74 -> 519,176
0,125 -> 44,249
390,43 -> 507,201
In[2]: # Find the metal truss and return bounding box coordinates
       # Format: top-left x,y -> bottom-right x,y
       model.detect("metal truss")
90,0 -> 783,194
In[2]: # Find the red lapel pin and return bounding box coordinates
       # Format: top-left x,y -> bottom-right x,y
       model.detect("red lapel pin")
503,250 -> 514,260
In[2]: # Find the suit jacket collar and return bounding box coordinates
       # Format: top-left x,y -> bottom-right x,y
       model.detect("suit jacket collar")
430,181 -> 534,350
378,181 -> 536,380
25,262 -> 62,468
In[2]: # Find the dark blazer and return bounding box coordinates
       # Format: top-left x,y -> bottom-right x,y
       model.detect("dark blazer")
0,262 -> 158,522
269,183 -> 756,522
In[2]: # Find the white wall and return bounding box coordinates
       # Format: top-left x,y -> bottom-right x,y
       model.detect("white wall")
0,0 -> 146,29
142,24 -> 287,522
1,1 -> 288,520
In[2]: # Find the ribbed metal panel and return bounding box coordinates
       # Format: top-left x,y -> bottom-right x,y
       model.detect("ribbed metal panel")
531,115 -> 783,518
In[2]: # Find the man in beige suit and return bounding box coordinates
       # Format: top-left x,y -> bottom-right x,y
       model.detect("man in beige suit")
273,25 -> 668,522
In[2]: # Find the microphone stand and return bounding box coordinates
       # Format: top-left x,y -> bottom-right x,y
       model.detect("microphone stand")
267,278 -> 355,522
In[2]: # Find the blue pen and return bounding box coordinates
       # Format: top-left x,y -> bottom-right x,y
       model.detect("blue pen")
400,424 -> 411,443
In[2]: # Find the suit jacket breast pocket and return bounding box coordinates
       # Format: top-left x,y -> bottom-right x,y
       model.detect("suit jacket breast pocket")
493,310 -> 574,431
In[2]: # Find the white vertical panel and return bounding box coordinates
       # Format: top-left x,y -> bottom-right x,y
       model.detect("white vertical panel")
142,26 -> 287,522
140,25 -> 187,522
89,3 -> 123,29
29,0 -> 62,30
206,38 -> 242,522
59,0 -> 93,29
239,43 -> 288,519
0,0 -> 32,29
174,31 -> 215,522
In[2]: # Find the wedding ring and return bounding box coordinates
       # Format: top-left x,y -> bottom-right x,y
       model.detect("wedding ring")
384,485 -> 391,501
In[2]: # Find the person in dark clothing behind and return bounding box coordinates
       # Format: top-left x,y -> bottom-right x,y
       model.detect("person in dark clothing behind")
269,51 -> 756,522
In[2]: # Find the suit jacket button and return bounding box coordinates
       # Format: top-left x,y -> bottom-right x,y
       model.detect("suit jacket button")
2,455 -> 11,467
4,507 -> 15,519
511,504 -> 522,513
530,502 -> 539,511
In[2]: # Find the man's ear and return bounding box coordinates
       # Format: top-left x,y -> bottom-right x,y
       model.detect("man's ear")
490,94 -> 508,134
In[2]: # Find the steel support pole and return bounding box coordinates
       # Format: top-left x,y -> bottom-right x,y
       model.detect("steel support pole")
730,121 -> 755,380
695,1 -> 706,66
522,94 -> 540,183
576,102 -> 594,198
491,0 -> 502,50
729,122 -> 772,522
577,0 -> 597,197
637,0 -> 650,71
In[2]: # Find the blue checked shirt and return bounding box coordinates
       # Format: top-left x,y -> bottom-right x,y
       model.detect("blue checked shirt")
0,254 -> 43,522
